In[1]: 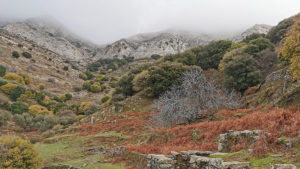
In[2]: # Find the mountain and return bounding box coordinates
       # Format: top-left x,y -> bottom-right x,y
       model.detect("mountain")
1,17 -> 273,63
94,30 -> 214,59
2,17 -> 98,65
232,24 -> 272,42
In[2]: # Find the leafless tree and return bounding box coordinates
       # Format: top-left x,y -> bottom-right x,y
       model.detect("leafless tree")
153,69 -> 242,127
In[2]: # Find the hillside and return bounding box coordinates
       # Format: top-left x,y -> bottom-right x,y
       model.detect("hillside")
1,13 -> 300,169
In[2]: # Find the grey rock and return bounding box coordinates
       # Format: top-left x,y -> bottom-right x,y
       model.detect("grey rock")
270,164 -> 297,169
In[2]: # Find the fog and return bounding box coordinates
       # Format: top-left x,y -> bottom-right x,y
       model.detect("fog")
0,0 -> 299,44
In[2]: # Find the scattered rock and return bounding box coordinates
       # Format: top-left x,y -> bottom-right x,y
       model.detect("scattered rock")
218,130 -> 262,152
222,161 -> 251,169
270,164 -> 297,169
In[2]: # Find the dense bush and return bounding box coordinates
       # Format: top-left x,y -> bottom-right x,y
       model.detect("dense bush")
28,105 -> 51,116
12,51 -> 20,58
63,66 -> 69,71
87,56 -> 134,72
0,65 -> 6,77
223,54 -> 262,92
13,113 -> 76,132
22,52 -> 32,58
116,74 -> 135,96
0,83 -> 18,94
280,20 -> 300,80
79,73 -> 88,80
151,54 -> 162,60
146,62 -> 189,97
0,135 -> 41,169
0,110 -> 12,126
266,17 -> 294,44
10,86 -> 26,101
244,38 -> 274,56
11,101 -> 29,114
18,74 -> 31,85
242,33 -> 265,43
101,96 -> 110,103
84,104 -> 101,115
192,40 -> 232,70
0,79 -> 7,86
3,73 -> 25,84
90,82 -> 101,92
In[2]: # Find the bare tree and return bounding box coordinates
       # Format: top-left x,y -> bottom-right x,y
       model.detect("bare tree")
153,69 -> 242,127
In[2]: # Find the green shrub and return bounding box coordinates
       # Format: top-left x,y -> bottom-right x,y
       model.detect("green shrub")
63,66 -> 69,71
3,73 -> 25,84
223,54 -> 262,92
79,73 -> 88,80
84,104 -> 101,115
151,54 -> 162,60
12,51 -> 20,58
10,86 -> 26,101
191,40 -> 232,70
0,65 -> 6,77
0,83 -> 18,94
22,52 -> 32,59
65,93 -> 72,101
13,113 -> 33,129
90,82 -> 101,92
0,135 -> 41,169
244,37 -> 274,56
11,101 -> 28,114
242,33 -> 265,43
101,96 -> 110,103
146,62 -> 189,97
17,43 -> 23,48
266,17 -> 294,44
0,80 -> 7,86
1,101 -> 11,111
116,74 -> 135,96
0,110 -> 12,126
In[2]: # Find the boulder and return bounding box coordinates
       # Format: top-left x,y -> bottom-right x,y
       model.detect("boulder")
270,164 -> 297,169
222,161 -> 251,169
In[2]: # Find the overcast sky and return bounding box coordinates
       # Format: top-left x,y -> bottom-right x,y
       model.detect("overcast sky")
0,0 -> 299,44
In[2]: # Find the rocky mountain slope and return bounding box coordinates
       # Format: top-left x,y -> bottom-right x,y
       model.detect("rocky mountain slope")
232,24 -> 272,42
2,18 -> 273,62
94,30 -> 214,59
2,17 -> 98,65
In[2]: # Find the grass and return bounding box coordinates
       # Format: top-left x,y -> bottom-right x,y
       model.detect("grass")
211,150 -> 293,169
35,132 -> 129,169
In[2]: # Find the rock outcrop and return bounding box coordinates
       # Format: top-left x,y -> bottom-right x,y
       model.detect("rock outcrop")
147,150 -> 250,169
94,30 -> 214,59
232,24 -> 272,42
2,17 -> 97,64
218,130 -> 262,152
270,164 -> 297,169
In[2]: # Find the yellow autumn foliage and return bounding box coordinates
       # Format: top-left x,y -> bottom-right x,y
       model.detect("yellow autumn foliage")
0,135 -> 41,169
280,20 -> 300,80
3,73 -> 25,84
0,83 -> 18,94
28,105 -> 52,116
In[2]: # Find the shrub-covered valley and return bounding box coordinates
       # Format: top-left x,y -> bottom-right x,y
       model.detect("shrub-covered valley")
1,13 -> 300,169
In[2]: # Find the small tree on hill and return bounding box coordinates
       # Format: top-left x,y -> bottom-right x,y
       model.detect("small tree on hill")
154,69 -> 241,126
